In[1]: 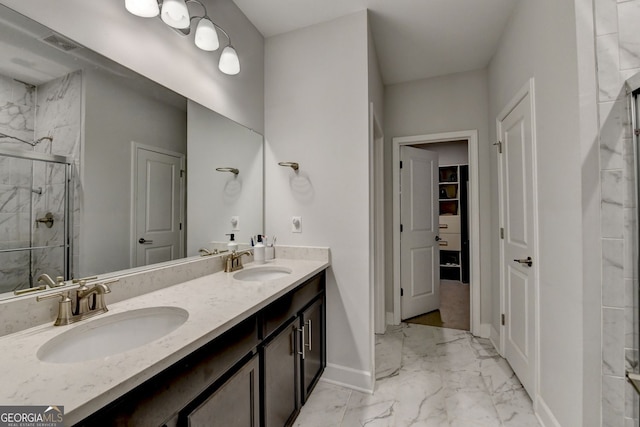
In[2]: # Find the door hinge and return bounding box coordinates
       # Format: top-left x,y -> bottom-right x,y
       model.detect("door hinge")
501,313 -> 505,326
500,228 -> 504,239
180,169 -> 185,178
494,141 -> 503,153
179,222 -> 182,230
635,129 -> 640,137
400,224 -> 403,232
400,161 -> 403,169
401,288 -> 404,297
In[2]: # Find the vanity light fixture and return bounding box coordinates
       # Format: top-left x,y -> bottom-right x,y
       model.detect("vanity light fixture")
216,167 -> 239,176
124,0 -> 240,75
278,162 -> 299,172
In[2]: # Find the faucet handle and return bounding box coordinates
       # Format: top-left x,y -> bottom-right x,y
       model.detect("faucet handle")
72,276 -> 98,284
37,291 -> 74,326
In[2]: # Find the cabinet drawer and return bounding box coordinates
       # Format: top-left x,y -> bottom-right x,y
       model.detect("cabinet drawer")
439,215 -> 460,234
262,272 -> 325,338
438,233 -> 461,251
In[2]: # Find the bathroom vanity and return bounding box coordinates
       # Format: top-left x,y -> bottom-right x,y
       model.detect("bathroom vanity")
0,254 -> 329,427
76,270 -> 325,426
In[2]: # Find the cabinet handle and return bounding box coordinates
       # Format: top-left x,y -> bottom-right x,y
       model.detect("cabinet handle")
297,326 -> 305,360
306,319 -> 312,351
439,224 -> 448,229
439,240 -> 448,246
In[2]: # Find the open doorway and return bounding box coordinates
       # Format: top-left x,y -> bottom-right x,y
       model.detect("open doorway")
407,142 -> 469,330
392,130 -> 480,335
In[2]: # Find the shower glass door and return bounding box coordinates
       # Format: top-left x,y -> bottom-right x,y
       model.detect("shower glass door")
0,148 -> 71,295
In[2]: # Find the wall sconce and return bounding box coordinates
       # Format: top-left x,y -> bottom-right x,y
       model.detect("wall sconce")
278,162 -> 299,172
216,167 -> 239,176
124,0 -> 240,75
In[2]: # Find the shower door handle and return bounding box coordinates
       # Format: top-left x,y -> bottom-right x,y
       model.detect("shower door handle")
138,238 -> 153,245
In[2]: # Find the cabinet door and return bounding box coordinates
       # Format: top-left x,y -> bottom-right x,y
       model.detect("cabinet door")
301,297 -> 325,404
263,321 -> 299,427
183,354 -> 259,427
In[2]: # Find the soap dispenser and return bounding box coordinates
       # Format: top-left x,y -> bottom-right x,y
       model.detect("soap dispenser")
254,234 -> 265,264
226,233 -> 238,252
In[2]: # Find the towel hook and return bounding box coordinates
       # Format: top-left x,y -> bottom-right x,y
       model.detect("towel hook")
216,167 -> 239,176
278,162 -> 299,172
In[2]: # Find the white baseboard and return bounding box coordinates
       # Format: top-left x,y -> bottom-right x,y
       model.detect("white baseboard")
477,322 -> 491,338
322,363 -> 374,394
386,311 -> 396,326
534,395 -> 561,427
490,325 -> 501,355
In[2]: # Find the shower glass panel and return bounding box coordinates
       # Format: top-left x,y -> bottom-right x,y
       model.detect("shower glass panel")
0,148 -> 72,294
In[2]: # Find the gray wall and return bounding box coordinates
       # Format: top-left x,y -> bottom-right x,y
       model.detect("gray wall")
488,0 -> 587,424
81,68 -> 186,276
383,68 -> 491,324
265,11 -> 375,391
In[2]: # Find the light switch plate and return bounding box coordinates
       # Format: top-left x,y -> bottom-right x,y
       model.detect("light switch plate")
231,216 -> 240,231
292,216 -> 302,233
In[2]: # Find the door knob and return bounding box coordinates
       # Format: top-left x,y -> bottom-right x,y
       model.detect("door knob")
138,238 -> 153,244
435,236 -> 442,242
513,256 -> 532,267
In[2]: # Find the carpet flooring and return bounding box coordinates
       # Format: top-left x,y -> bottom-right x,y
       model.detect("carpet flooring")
405,280 -> 470,330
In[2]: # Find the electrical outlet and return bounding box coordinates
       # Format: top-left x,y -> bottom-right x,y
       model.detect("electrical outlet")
231,216 -> 240,231
292,216 -> 302,233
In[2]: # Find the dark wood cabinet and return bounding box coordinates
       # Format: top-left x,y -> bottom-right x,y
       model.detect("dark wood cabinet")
74,270 -> 326,427
181,354 -> 260,427
263,321 -> 299,427
262,273 -> 326,426
300,296 -> 324,404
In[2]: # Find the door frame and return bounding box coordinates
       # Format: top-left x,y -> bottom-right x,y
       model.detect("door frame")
130,141 -> 186,268
496,78 -> 539,392
392,130 -> 481,335
370,105 -> 386,336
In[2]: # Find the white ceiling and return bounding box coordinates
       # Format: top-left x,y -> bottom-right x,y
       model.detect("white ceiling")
232,0 -> 519,85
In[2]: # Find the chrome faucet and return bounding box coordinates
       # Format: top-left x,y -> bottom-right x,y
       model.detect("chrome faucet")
37,274 -> 65,288
37,279 -> 117,326
224,249 -> 253,272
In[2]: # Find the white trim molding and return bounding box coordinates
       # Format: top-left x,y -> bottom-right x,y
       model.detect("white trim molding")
391,130 -> 481,335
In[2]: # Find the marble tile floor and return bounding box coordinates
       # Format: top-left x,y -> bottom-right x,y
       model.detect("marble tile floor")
295,323 -> 541,426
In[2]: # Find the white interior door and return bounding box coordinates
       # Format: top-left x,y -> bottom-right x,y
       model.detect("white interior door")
400,146 -> 440,320
499,91 -> 536,398
134,146 -> 184,267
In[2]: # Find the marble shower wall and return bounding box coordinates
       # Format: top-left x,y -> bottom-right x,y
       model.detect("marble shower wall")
32,71 -> 81,283
594,0 -> 640,425
0,70 -> 81,293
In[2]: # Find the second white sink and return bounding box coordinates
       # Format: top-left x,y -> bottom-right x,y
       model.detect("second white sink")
233,266 -> 292,282
37,306 -> 189,364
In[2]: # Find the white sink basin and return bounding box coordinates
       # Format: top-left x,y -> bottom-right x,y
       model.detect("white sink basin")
37,306 -> 189,363
233,266 -> 292,282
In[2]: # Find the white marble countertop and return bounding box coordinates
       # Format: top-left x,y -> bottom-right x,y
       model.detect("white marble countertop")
0,258 -> 329,425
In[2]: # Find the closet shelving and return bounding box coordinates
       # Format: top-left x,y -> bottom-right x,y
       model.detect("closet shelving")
438,164 -> 466,281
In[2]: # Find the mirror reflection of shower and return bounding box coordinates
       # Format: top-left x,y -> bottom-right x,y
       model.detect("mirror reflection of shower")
0,71 -> 81,296
0,149 -> 72,294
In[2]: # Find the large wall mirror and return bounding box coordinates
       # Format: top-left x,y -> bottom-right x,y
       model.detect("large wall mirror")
0,4 -> 264,300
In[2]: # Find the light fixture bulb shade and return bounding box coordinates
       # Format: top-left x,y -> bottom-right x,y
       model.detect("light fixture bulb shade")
125,0 -> 159,17
195,18 -> 220,51
219,46 -> 240,75
161,0 -> 190,28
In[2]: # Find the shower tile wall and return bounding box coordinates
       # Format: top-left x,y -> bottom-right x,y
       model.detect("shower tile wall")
33,71 -> 82,282
594,0 -> 640,425
0,76 -> 36,290
0,71 -> 81,293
